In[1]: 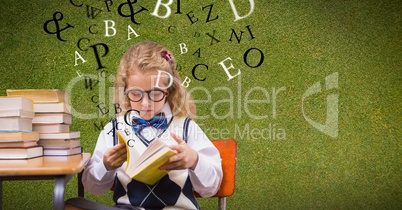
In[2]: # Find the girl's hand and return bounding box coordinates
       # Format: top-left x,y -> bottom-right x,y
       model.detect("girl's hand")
103,143 -> 127,171
160,133 -> 199,171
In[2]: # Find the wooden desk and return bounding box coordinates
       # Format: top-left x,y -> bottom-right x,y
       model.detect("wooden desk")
0,153 -> 91,210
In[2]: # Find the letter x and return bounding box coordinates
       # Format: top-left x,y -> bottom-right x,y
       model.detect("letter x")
206,30 -> 220,46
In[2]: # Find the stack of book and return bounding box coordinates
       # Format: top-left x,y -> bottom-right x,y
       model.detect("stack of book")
0,97 -> 43,159
7,89 -> 82,156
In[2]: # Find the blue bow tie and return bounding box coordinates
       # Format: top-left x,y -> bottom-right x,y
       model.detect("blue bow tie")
132,112 -> 169,134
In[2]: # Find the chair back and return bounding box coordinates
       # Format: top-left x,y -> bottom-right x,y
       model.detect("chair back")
196,139 -> 237,210
211,139 -> 237,198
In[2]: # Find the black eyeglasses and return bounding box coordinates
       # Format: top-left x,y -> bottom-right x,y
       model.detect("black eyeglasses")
124,88 -> 168,102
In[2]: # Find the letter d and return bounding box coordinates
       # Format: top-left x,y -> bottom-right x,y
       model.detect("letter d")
229,0 -> 255,21
155,70 -> 173,89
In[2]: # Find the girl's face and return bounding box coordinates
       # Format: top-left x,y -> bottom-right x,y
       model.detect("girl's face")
125,70 -> 169,120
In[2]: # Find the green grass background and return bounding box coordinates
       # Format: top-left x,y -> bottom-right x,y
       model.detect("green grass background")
0,0 -> 401,209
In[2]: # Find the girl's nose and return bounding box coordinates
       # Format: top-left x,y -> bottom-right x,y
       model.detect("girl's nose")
141,94 -> 151,106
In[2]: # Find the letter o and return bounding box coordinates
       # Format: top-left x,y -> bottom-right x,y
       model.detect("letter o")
243,48 -> 264,68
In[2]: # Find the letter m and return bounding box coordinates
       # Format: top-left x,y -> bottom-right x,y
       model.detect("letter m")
94,121 -> 106,131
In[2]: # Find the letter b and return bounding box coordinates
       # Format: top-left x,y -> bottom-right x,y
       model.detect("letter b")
104,20 -> 116,37
151,0 -> 173,18
179,43 -> 188,54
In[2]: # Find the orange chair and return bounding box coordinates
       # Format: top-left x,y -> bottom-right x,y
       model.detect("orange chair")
201,139 -> 237,210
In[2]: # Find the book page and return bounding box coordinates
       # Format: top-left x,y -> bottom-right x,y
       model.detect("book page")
126,138 -> 176,173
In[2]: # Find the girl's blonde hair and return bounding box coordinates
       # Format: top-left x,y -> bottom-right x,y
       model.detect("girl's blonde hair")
114,40 -> 196,119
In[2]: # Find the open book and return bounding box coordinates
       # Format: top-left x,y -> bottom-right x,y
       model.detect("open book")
117,131 -> 177,185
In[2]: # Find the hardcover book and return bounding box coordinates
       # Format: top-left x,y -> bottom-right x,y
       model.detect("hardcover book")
33,103 -> 71,114
32,124 -> 70,133
0,118 -> 32,132
0,141 -> 38,148
0,146 -> 43,159
39,131 -> 80,139
38,139 -> 80,149
43,146 -> 82,156
0,96 -> 33,111
0,109 -> 35,118
33,113 -> 72,124
6,89 -> 68,104
0,132 -> 39,141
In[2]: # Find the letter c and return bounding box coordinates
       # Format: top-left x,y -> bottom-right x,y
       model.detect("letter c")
89,24 -> 98,34
127,139 -> 135,147
123,109 -> 140,126
168,25 -> 176,33
116,122 -> 123,130
192,64 -> 208,81
77,38 -> 90,51
100,70 -> 108,78
70,0 -> 83,7
91,95 -> 99,103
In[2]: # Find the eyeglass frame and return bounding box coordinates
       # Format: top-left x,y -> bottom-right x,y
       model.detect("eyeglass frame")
124,88 -> 168,102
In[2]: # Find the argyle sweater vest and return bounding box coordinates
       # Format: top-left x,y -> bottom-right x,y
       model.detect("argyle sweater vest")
111,117 -> 200,210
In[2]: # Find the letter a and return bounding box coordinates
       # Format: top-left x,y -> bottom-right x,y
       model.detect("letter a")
127,25 -> 140,40
74,51 -> 86,66
228,0 -> 255,21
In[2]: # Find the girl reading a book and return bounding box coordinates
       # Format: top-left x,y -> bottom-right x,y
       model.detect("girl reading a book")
66,41 -> 222,210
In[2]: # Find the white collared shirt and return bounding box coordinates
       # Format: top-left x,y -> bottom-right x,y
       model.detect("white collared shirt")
82,103 -> 223,204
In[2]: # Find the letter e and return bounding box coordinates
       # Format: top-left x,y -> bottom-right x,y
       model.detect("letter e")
218,57 -> 241,80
